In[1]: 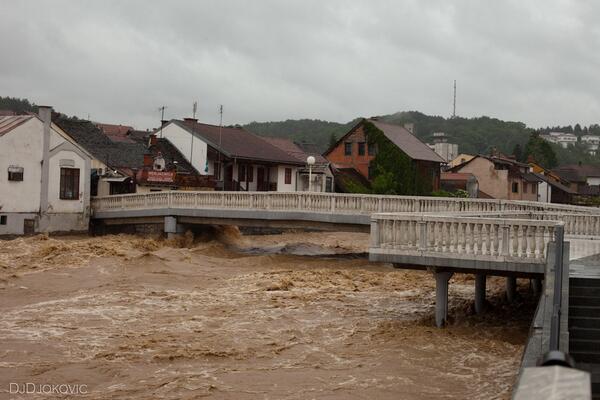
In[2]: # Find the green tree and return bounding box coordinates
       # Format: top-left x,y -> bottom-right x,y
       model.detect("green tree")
328,132 -> 338,149
523,133 -> 558,168
512,143 -> 523,162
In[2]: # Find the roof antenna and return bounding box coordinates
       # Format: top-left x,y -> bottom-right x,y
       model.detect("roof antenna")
217,105 -> 223,183
158,105 -> 167,138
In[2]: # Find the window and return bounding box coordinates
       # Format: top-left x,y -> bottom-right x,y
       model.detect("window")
247,166 -> 254,182
8,166 -> 23,181
344,142 -> 352,156
523,183 -> 528,193
512,182 -> 519,193
0,216 -> 6,225
368,143 -> 377,156
325,177 -> 333,192
284,168 -> 292,184
358,142 -> 366,156
238,164 -> 246,181
60,168 -> 80,200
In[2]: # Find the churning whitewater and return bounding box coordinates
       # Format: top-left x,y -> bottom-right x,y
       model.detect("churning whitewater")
0,229 -> 535,399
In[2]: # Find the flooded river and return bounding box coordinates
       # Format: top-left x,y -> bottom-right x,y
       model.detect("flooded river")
0,229 -> 535,399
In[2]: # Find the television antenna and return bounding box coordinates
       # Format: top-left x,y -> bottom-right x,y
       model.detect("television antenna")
158,105 -> 167,137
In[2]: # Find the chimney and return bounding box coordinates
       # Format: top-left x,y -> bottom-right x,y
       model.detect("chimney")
38,105 -> 52,214
184,117 -> 198,123
149,134 -> 157,146
143,153 -> 153,167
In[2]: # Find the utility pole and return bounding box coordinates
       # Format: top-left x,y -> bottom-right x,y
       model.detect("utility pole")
452,80 -> 457,118
193,101 -> 197,119
158,106 -> 167,138
217,105 -> 223,184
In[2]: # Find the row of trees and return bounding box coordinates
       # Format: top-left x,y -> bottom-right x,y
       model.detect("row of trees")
0,96 -> 37,114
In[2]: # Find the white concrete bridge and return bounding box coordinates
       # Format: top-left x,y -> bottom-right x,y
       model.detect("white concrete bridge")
92,191 -> 600,398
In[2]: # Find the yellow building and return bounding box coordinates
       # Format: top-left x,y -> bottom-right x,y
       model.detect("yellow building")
448,153 -> 475,169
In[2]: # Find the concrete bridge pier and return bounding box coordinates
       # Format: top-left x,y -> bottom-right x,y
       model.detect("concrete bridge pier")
531,278 -> 542,295
474,274 -> 486,314
164,216 -> 183,240
506,276 -> 517,303
435,271 -> 454,328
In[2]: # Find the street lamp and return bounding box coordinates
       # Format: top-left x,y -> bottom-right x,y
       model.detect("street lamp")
307,156 -> 316,192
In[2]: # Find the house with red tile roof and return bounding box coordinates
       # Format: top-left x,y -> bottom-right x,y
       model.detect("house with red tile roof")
159,118 -> 305,191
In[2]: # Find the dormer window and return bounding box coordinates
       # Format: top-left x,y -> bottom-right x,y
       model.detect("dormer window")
8,166 -> 24,181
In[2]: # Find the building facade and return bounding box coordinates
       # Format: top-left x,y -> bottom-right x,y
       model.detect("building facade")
325,119 -> 444,194
449,155 -> 541,201
0,107 -> 91,235
159,119 -> 304,191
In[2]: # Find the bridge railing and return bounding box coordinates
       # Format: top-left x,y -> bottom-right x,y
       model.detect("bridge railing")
91,191 -> 600,216
370,213 -> 563,263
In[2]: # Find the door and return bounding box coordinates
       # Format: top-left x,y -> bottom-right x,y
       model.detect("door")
257,167 -> 265,191
23,219 -> 35,235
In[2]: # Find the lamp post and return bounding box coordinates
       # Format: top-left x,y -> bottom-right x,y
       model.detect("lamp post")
307,156 -> 316,192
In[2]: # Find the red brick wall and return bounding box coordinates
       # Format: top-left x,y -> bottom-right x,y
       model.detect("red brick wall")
326,125 -> 374,179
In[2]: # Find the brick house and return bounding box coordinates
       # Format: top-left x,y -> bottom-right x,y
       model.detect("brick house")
324,118 -> 444,193
449,155 -> 541,200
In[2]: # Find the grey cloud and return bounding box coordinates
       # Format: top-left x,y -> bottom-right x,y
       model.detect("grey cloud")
1,0 -> 599,129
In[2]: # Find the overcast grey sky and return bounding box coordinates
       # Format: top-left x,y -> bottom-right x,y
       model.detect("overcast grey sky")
1,1 -> 599,129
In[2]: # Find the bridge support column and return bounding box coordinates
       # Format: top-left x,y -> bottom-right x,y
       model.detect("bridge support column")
474,273 -> 486,314
506,276 -> 517,303
531,278 -> 542,295
435,271 -> 454,328
164,216 -> 178,239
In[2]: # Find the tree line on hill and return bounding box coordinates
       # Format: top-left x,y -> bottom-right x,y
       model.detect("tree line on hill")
3,95 -> 599,169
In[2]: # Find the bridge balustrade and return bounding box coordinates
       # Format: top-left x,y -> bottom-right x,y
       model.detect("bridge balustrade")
370,214 -> 561,263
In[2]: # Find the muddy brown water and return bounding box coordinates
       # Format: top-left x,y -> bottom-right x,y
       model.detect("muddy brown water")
0,229 -> 535,399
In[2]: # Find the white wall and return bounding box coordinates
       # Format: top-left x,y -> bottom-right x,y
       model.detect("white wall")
275,165 -> 297,192
0,118 -> 42,213
537,181 -> 551,203
161,123 -> 209,175
47,149 -> 87,213
587,177 -> 600,186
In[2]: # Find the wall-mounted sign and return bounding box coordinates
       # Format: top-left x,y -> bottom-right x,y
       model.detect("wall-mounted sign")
147,170 -> 175,182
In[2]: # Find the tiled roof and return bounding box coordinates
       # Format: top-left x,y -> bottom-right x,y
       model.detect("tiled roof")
532,173 -> 576,194
150,138 -> 199,174
368,119 -> 445,163
96,123 -> 134,136
332,167 -> 371,193
441,172 -> 473,181
53,115 -> 148,169
0,115 -> 34,136
173,120 -> 303,165
553,164 -> 600,180
261,137 -> 329,164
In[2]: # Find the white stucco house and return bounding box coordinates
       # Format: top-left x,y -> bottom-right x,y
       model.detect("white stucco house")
0,107 -> 92,235
159,118 -> 305,191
